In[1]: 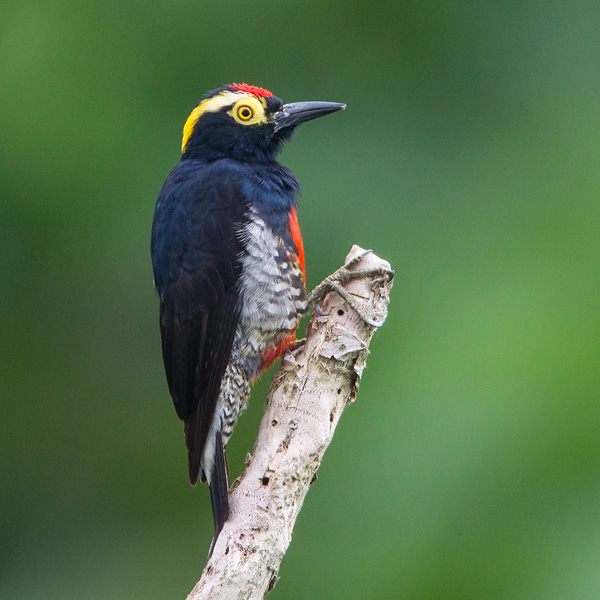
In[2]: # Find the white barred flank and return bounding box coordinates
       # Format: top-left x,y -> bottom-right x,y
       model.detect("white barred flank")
201,206 -> 307,481
201,343 -> 252,483
237,206 -> 306,353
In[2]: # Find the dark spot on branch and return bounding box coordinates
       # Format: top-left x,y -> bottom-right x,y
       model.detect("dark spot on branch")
271,419 -> 278,427
329,412 -> 334,422
310,472 -> 318,485
225,546 -> 229,555
337,309 -> 344,316
337,388 -> 342,394
261,476 -> 270,487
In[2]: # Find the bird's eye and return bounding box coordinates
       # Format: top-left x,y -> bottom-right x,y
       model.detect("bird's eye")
237,105 -> 254,121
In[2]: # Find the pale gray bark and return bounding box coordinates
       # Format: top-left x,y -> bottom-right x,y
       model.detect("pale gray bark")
186,246 -> 393,600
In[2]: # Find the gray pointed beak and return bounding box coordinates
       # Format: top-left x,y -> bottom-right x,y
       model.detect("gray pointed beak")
273,101 -> 346,131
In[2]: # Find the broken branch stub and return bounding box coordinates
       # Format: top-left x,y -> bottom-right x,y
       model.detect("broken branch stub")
186,245 -> 393,600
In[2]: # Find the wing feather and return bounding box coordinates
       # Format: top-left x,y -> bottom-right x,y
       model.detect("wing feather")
151,161 -> 247,484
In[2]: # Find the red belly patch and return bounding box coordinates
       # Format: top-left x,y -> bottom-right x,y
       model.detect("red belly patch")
288,208 -> 305,281
260,332 -> 297,373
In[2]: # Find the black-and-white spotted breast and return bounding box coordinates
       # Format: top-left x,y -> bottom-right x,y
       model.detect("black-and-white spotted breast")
237,205 -> 307,359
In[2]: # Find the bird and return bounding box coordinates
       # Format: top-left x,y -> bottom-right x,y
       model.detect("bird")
151,83 -> 345,553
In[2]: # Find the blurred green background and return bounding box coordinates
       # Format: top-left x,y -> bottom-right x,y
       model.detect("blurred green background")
2,0 -> 599,598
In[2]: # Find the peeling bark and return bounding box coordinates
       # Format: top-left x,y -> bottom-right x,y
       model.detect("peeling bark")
186,246 -> 393,600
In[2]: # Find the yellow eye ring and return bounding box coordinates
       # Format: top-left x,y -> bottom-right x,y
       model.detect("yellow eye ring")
237,105 -> 254,121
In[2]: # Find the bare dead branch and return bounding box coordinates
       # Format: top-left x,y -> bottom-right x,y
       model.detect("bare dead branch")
186,245 -> 393,600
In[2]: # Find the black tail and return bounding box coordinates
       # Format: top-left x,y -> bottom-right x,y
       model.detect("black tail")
207,430 -> 229,557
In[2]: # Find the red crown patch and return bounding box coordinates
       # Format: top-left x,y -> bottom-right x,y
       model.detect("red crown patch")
229,83 -> 273,98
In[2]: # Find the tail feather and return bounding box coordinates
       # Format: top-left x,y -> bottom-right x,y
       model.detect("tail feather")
207,430 -> 229,557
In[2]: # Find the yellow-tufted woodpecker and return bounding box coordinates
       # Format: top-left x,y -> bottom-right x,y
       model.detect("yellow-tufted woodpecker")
151,83 -> 345,552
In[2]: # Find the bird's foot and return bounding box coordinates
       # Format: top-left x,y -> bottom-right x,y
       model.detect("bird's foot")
288,337 -> 306,352
308,249 -> 394,328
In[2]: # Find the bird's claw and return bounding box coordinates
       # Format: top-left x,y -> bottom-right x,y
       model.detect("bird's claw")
288,337 -> 306,351
313,303 -> 328,317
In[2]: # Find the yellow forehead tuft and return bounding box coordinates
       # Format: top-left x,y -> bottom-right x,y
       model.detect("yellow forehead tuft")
181,91 -> 268,153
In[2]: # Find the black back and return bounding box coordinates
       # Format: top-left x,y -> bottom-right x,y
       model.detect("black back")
151,158 -> 248,484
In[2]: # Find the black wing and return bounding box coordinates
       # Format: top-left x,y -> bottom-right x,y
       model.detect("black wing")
151,160 -> 247,485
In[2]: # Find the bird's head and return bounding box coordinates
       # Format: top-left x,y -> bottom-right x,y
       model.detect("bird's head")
180,83 -> 345,162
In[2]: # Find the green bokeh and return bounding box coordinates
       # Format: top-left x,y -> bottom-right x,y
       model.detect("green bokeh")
2,1 -> 599,598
